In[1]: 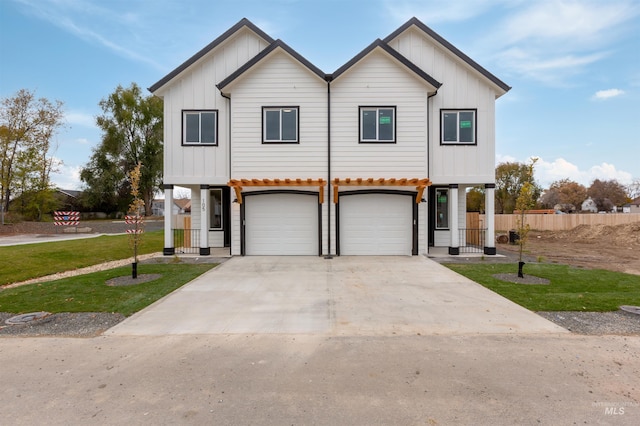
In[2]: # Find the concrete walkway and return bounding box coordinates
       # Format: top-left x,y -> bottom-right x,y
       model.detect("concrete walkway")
108,256 -> 566,336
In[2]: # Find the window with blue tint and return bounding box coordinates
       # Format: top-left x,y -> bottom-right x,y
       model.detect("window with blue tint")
263,107 -> 299,143
441,109 -> 476,145
183,110 -> 218,145
360,106 -> 396,143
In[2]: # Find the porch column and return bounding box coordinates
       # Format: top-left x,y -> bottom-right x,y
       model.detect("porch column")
448,184 -> 459,255
200,185 -> 210,255
484,183 -> 496,255
163,184 -> 174,255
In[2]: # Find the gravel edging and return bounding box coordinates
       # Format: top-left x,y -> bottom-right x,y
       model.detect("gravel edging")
1,310 -> 638,337
0,312 -> 125,337
537,310 -> 640,335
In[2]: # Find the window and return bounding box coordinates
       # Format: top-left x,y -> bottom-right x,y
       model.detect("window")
360,107 -> 396,143
441,109 -> 476,144
436,188 -> 449,229
263,107 -> 298,143
183,110 -> 217,145
210,189 -> 222,230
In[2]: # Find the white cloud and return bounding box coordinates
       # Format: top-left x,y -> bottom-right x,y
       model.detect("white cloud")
14,0 -> 165,70
501,156 -> 634,188
51,163 -> 83,190
485,0 -> 640,85
592,88 -> 625,100
65,111 -> 95,128
383,0 -> 506,24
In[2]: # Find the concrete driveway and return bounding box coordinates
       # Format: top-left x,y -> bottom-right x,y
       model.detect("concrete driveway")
109,256 -> 565,336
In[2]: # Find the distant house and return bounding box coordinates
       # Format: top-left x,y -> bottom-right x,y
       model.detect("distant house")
55,188 -> 82,211
581,197 -> 598,213
623,197 -> 640,214
151,199 -> 191,216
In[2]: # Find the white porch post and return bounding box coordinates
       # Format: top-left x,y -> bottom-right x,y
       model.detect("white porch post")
449,184 -> 459,255
163,184 -> 174,255
484,183 -> 496,255
200,185 -> 210,255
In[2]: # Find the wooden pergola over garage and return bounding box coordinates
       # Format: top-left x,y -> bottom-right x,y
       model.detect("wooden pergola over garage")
332,178 -> 432,203
228,178 -> 326,203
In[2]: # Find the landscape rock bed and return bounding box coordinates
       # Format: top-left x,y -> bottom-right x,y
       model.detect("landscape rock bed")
0,312 -> 125,337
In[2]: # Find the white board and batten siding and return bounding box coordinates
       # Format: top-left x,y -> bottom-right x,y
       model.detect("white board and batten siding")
227,50 -> 328,179
387,27 -> 499,185
330,51 -> 429,179
159,29 -> 271,186
223,49 -> 328,255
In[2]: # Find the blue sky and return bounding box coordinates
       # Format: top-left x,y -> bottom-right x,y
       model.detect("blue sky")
1,0 -> 638,190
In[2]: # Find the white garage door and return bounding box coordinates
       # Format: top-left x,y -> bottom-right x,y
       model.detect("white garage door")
340,193 -> 413,255
245,193 -> 318,255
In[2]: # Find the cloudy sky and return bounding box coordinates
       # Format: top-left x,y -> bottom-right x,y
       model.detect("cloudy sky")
1,0 -> 638,190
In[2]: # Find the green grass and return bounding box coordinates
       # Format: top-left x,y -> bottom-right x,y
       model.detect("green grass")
0,263 -> 216,316
445,263 -> 640,312
0,231 -> 164,285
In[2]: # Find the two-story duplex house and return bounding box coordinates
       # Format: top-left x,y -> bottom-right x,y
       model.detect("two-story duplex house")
149,17 -> 510,257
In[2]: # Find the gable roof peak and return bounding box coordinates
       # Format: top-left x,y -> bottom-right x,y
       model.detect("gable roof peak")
149,17 -> 274,93
385,17 -> 511,94
332,37 -> 441,91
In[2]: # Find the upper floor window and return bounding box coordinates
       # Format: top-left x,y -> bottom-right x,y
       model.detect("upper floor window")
183,110 -> 217,145
360,107 -> 395,143
441,109 -> 476,145
263,107 -> 298,143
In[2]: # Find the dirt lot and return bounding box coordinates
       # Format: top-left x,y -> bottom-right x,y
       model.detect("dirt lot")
498,222 -> 640,276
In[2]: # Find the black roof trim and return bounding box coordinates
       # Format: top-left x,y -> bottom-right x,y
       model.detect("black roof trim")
332,39 -> 441,89
149,18 -> 274,93
217,39 -> 326,91
384,17 -> 511,93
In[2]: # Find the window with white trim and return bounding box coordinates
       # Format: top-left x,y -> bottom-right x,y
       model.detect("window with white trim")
209,189 -> 222,230
183,110 -> 217,145
360,107 -> 395,143
441,109 -> 476,144
263,107 -> 298,143
436,188 -> 449,229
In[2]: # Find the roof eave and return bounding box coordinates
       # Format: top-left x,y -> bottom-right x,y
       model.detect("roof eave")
384,17 -> 511,94
332,39 -> 441,92
216,39 -> 327,93
149,18 -> 274,94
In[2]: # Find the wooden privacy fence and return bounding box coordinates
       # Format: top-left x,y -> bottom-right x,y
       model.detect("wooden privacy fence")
484,213 -> 640,232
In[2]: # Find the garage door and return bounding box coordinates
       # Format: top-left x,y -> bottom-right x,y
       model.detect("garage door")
245,193 -> 318,255
339,193 -> 413,255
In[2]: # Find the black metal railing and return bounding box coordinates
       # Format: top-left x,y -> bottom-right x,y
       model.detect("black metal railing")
458,228 -> 486,253
173,229 -> 200,254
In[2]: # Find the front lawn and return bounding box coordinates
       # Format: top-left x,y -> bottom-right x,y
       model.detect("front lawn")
444,263 -> 640,311
0,231 -> 163,285
0,263 -> 216,316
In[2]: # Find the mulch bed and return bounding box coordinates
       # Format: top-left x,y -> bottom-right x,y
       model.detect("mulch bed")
105,274 -> 163,286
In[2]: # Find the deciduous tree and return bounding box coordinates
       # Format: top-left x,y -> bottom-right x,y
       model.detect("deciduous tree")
81,83 -> 162,215
539,179 -> 586,212
495,161 -> 542,214
587,179 -> 628,211
0,89 -> 65,223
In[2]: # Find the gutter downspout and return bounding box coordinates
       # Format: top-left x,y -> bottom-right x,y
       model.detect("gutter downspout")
220,90 -> 232,253
426,89 -> 438,253
427,89 -> 438,181
324,74 -> 333,259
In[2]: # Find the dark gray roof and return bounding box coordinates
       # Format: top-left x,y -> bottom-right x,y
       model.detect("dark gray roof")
149,18 -> 274,93
217,39 -> 326,92
56,189 -> 81,198
330,38 -> 441,90
384,17 -> 511,93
